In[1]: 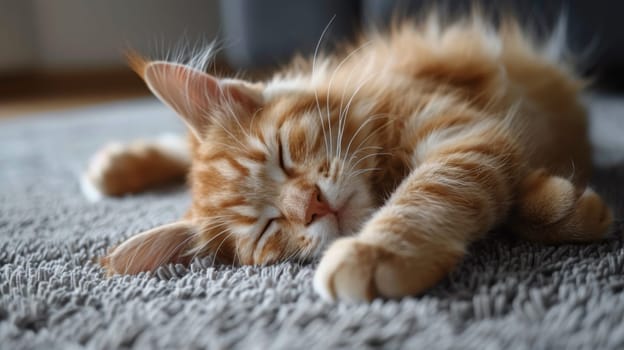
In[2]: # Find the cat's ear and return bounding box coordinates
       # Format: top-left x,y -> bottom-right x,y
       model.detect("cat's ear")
131,57 -> 263,139
100,221 -> 197,275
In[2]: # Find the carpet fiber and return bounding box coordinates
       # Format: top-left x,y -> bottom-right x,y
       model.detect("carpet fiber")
1,95 -> 624,349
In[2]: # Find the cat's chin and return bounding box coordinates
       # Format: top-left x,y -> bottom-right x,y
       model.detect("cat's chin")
321,204 -> 357,238
335,192 -> 373,238
308,185 -> 374,257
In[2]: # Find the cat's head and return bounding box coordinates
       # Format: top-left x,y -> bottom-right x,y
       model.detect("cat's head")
103,56 -> 385,274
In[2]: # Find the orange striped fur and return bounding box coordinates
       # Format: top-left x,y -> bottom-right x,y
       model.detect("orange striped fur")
91,14 -> 612,301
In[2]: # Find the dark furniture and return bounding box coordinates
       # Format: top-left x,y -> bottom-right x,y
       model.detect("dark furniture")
219,0 -> 624,87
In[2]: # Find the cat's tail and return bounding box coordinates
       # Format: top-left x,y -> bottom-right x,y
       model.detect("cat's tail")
508,168 -> 613,243
81,133 -> 190,201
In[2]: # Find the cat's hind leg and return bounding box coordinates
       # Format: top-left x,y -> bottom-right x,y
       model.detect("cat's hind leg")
82,134 -> 190,200
508,169 -> 613,243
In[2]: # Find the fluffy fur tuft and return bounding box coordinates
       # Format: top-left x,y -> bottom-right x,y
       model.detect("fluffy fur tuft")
125,50 -> 148,79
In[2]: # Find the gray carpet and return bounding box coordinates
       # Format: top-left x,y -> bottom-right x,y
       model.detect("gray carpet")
1,95 -> 624,350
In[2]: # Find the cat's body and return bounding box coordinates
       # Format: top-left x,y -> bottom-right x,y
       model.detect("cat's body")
88,15 -> 612,301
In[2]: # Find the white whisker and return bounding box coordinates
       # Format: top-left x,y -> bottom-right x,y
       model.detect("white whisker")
312,16 -> 336,164
341,114 -> 388,171
351,167 -> 382,178
348,152 -> 392,175
333,42 -> 373,160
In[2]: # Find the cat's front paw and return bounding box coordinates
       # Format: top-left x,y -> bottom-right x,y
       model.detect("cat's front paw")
313,237 -> 460,302
313,237 -> 379,302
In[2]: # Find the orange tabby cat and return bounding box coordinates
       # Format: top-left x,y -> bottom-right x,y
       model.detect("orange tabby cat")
87,14 -> 613,301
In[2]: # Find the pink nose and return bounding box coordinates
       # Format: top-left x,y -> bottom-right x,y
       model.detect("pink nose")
305,188 -> 333,225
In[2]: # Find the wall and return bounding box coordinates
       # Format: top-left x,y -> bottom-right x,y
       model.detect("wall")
0,0 -> 220,73
0,1 -> 36,72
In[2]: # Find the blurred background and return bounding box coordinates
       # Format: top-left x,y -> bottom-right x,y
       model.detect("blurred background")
1,0 -> 623,118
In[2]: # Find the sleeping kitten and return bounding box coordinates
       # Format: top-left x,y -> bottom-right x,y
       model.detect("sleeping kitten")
88,15 -> 613,301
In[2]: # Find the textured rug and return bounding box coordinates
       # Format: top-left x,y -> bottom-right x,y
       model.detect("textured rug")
1,95 -> 623,349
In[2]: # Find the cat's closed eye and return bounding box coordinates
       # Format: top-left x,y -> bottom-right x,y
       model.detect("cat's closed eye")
257,218 -> 277,241
277,134 -> 292,176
